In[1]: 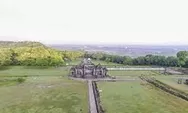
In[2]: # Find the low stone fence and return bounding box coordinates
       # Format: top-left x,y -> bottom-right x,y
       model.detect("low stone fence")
139,75 -> 188,101
92,81 -> 105,113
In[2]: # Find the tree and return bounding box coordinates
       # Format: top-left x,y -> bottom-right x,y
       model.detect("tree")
177,51 -> 188,67
123,56 -> 132,65
0,49 -> 12,66
133,57 -> 146,65
166,56 -> 179,67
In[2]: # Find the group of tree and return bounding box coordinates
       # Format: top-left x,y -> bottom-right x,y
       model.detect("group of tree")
85,51 -> 188,67
0,41 -> 84,66
1,41 -> 188,68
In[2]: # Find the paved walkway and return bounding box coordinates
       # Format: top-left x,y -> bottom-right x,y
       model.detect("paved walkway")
88,80 -> 98,113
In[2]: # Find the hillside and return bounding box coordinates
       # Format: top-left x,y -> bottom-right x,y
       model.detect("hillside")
0,41 -> 45,48
0,41 -> 84,66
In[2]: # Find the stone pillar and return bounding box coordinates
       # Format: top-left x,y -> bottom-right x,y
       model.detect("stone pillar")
100,69 -> 103,76
93,68 -> 96,76
83,65 -> 85,78
75,69 -> 77,75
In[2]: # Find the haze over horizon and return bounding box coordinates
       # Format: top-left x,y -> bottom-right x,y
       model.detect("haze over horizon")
0,0 -> 188,45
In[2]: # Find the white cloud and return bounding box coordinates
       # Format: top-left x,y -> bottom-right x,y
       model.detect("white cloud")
0,0 -> 188,44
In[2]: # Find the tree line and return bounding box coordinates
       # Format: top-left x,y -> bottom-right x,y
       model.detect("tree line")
1,41 -> 188,67
0,41 -> 84,66
84,51 -> 188,67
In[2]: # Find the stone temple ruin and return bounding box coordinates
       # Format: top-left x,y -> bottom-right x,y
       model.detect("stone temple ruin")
69,58 -> 108,78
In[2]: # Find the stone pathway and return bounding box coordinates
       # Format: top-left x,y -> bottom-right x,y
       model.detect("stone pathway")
88,80 -> 98,113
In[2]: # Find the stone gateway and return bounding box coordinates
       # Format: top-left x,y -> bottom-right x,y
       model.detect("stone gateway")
69,58 -> 108,78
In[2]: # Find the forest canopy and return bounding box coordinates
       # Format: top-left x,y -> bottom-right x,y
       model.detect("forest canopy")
84,51 -> 188,68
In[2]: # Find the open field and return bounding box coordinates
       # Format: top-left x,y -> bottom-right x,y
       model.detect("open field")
0,66 -> 70,77
68,59 -> 156,68
0,77 -> 20,86
1,61 -> 188,113
0,76 -> 88,113
155,75 -> 188,93
68,58 -> 123,66
108,70 -> 161,77
98,81 -> 188,113
0,65 -> 88,113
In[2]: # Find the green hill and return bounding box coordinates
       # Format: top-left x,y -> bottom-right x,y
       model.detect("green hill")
0,41 -> 45,48
0,41 -> 84,66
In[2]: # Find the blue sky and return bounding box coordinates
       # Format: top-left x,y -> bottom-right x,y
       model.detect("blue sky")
0,0 -> 188,45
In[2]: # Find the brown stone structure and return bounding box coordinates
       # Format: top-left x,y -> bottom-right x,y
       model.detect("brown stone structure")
69,58 -> 108,78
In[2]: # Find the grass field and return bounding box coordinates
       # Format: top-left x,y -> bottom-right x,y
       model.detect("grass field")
68,59 -> 154,68
0,76 -> 88,113
0,66 -> 70,77
1,60 -> 188,113
0,65 -> 88,113
155,75 -> 188,93
68,58 -> 123,66
0,77 -> 20,86
108,70 -> 161,77
98,81 -> 188,113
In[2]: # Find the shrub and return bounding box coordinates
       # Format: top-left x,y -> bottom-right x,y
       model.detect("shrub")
17,78 -> 26,83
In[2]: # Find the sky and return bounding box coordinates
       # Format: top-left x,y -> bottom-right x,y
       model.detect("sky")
0,0 -> 188,45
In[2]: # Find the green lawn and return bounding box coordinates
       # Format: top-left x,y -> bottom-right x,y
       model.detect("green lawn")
1,63 -> 188,113
68,58 -> 123,66
155,75 -> 188,93
0,77 -> 20,86
68,59 -> 154,68
108,70 -> 161,77
98,81 -> 188,113
0,66 -> 70,77
0,66 -> 88,113
0,76 -> 88,113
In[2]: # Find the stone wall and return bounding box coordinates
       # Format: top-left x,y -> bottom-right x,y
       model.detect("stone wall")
92,81 -> 105,113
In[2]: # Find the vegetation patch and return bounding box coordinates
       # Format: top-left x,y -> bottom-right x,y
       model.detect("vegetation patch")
140,75 -> 188,101
0,77 -> 88,113
108,70 -> 160,77
155,76 -> 188,93
98,81 -> 188,113
0,66 -> 69,77
0,77 -> 26,86
0,66 -> 11,71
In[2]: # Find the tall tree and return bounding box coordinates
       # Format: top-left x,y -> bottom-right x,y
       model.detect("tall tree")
177,51 -> 188,67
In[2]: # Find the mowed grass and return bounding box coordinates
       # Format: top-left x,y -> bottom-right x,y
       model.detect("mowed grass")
108,70 -> 161,77
0,76 -> 88,113
0,65 -> 88,113
155,75 -> 188,93
68,59 -> 123,66
0,77 -> 20,86
69,59 -> 154,68
0,66 -> 70,77
98,81 -> 188,113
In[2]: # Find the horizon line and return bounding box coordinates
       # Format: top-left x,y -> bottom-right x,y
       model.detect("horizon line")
1,40 -> 188,46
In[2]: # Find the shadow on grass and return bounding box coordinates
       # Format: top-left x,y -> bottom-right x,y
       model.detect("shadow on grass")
23,66 -> 52,69
0,66 -> 11,71
0,77 -> 26,86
